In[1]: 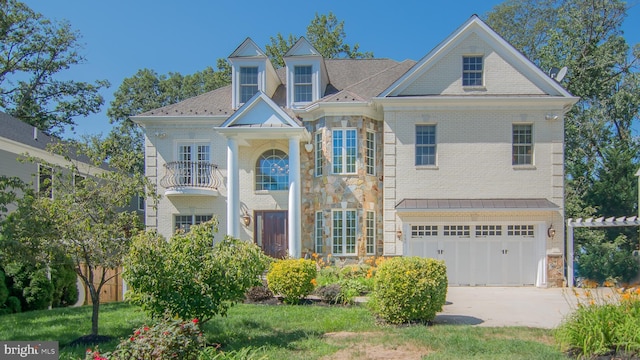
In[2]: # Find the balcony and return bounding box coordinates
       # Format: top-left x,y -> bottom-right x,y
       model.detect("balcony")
160,161 -> 221,197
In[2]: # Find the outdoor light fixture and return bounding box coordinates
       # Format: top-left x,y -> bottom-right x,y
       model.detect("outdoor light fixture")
396,229 -> 403,240
547,224 -> 556,238
242,211 -> 251,227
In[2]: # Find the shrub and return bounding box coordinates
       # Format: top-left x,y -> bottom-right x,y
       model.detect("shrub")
124,219 -> 270,322
315,284 -> 342,304
245,285 -> 274,302
369,256 -> 447,324
0,270 -> 8,306
576,234 -> 639,284
267,259 -> 317,304
555,288 -> 640,357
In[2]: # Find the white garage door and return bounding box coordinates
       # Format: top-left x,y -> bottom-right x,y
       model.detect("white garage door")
407,224 -> 538,286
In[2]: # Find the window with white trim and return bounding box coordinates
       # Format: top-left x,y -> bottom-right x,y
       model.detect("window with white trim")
315,211 -> 324,254
239,66 -> 258,103
416,125 -> 436,166
411,225 -> 438,237
294,65 -> 313,102
512,124 -> 533,165
255,149 -> 289,190
443,225 -> 470,237
462,56 -> 483,86
38,164 -> 53,198
507,225 -> 535,237
315,131 -> 323,176
475,225 -> 503,236
332,129 -> 357,174
365,131 -> 375,176
365,211 -> 375,255
332,209 -> 356,255
174,214 -> 213,233
177,143 -> 211,186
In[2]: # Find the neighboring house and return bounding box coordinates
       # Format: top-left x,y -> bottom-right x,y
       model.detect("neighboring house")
132,16 -> 578,287
0,111 -> 140,303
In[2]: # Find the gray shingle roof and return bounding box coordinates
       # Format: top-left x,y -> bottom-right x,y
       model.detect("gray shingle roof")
137,58 -> 416,118
395,198 -> 559,210
0,111 -> 58,151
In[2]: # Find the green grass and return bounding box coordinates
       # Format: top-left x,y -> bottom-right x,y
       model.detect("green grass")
0,302 -> 569,359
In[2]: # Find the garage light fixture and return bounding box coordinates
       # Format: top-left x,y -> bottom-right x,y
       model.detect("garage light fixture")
547,224 -> 556,238
396,229 -> 403,240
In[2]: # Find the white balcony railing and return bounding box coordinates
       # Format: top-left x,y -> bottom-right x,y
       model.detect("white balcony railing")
160,161 -> 220,196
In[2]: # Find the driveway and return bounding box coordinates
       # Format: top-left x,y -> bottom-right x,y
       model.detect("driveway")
434,287 -> 603,328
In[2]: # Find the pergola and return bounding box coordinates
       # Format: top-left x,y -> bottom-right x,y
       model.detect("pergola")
566,216 -> 640,287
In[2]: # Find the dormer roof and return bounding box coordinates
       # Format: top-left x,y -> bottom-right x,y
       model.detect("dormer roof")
284,37 -> 323,58
228,37 -> 268,58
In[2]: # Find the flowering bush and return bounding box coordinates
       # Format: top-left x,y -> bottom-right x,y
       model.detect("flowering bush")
555,287 -> 640,357
369,257 -> 447,324
267,259 -> 317,304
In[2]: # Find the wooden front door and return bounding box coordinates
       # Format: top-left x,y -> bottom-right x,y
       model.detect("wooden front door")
255,210 -> 288,258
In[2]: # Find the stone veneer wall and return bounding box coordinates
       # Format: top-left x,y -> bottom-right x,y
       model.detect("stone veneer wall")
301,115 -> 384,258
546,254 -> 564,287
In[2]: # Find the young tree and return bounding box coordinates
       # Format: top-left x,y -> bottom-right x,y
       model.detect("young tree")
266,12 -> 374,68
2,138 -> 154,336
0,0 -> 109,135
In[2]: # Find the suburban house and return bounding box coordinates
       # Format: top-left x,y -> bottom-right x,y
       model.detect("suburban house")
132,15 -> 578,287
0,111 -> 141,303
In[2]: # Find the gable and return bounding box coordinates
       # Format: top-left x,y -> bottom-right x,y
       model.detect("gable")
219,92 -> 299,128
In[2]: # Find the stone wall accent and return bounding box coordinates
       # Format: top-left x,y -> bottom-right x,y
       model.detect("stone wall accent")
547,254 -> 565,287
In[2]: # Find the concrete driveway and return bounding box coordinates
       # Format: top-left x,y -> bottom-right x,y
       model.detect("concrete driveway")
434,287 -> 602,328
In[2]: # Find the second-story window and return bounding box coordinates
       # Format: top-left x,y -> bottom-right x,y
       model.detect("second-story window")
38,164 -> 53,198
416,125 -> 436,166
512,124 -> 533,165
178,143 -> 211,186
240,66 -> 258,103
294,65 -> 312,102
256,149 -> 289,190
332,129 -> 357,174
315,131 -> 323,176
365,130 -> 375,176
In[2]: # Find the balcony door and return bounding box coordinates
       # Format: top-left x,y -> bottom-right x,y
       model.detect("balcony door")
255,210 -> 288,258
178,143 -> 211,186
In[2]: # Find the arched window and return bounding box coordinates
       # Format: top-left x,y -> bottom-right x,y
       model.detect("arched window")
256,149 -> 289,190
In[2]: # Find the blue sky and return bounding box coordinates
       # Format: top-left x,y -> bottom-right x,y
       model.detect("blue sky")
20,0 -> 640,139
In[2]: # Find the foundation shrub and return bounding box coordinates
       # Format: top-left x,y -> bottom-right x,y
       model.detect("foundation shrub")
245,285 -> 274,302
266,259 -> 317,304
369,256 -> 447,324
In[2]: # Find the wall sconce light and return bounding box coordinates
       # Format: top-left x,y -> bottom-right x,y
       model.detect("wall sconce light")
304,142 -> 314,153
396,229 -> 403,240
547,224 -> 556,238
545,114 -> 559,121
241,211 -> 251,227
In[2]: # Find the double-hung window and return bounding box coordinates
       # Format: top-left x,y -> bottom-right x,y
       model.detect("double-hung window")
38,164 -> 53,198
174,214 -> 213,233
294,65 -> 313,102
332,129 -> 357,174
315,211 -> 324,254
512,124 -> 533,165
239,66 -> 258,103
463,56 -> 483,86
332,210 -> 357,255
177,143 -> 211,186
415,125 -> 436,166
365,211 -> 375,255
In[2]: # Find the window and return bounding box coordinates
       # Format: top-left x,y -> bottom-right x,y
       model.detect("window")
178,143 -> 211,186
463,56 -> 483,86
315,211 -> 324,254
443,225 -> 470,237
174,214 -> 213,233
411,225 -> 438,237
512,124 -> 533,165
365,131 -> 375,176
38,164 -> 53,198
507,225 -> 535,237
475,225 -> 503,236
315,131 -> 323,176
137,195 -> 145,211
415,125 -> 436,166
332,210 -> 356,255
294,65 -> 312,102
239,66 -> 258,103
256,149 -> 289,190
332,129 -> 357,174
365,211 -> 375,255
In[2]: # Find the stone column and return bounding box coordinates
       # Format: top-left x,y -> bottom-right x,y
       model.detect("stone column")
227,137 -> 240,238
288,135 -> 301,258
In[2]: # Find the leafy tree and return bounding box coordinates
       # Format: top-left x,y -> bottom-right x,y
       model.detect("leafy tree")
266,12 -> 374,68
1,138 -> 154,335
486,0 -> 640,256
0,176 -> 25,220
575,232 -> 639,284
124,220 -> 270,323
0,0 -> 109,135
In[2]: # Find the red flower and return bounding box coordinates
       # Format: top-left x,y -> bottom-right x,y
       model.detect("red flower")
130,337 -> 135,341
143,326 -> 150,331
134,330 -> 140,336
192,318 -> 199,324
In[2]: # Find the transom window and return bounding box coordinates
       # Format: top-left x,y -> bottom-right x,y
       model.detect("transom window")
239,66 -> 258,103
416,125 -> 436,166
332,210 -> 356,255
174,214 -> 213,233
463,56 -> 483,86
256,149 -> 289,191
512,124 -> 533,165
332,129 -> 357,174
294,65 -> 313,102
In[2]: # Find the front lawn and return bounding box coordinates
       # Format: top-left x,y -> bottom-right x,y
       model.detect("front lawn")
0,302 -> 567,359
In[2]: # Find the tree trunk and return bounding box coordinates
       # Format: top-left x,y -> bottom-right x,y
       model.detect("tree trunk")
89,286 -> 100,336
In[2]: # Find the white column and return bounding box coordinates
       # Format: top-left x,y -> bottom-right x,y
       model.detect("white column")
288,135 -> 301,258
567,220 -> 574,288
227,137 -> 240,238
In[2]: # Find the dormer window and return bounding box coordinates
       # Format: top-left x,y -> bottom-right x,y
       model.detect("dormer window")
239,66 -> 259,103
462,56 -> 483,86
294,65 -> 313,102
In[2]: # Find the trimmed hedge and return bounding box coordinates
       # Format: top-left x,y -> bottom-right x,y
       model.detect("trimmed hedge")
369,256 -> 447,324
267,259 -> 317,304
